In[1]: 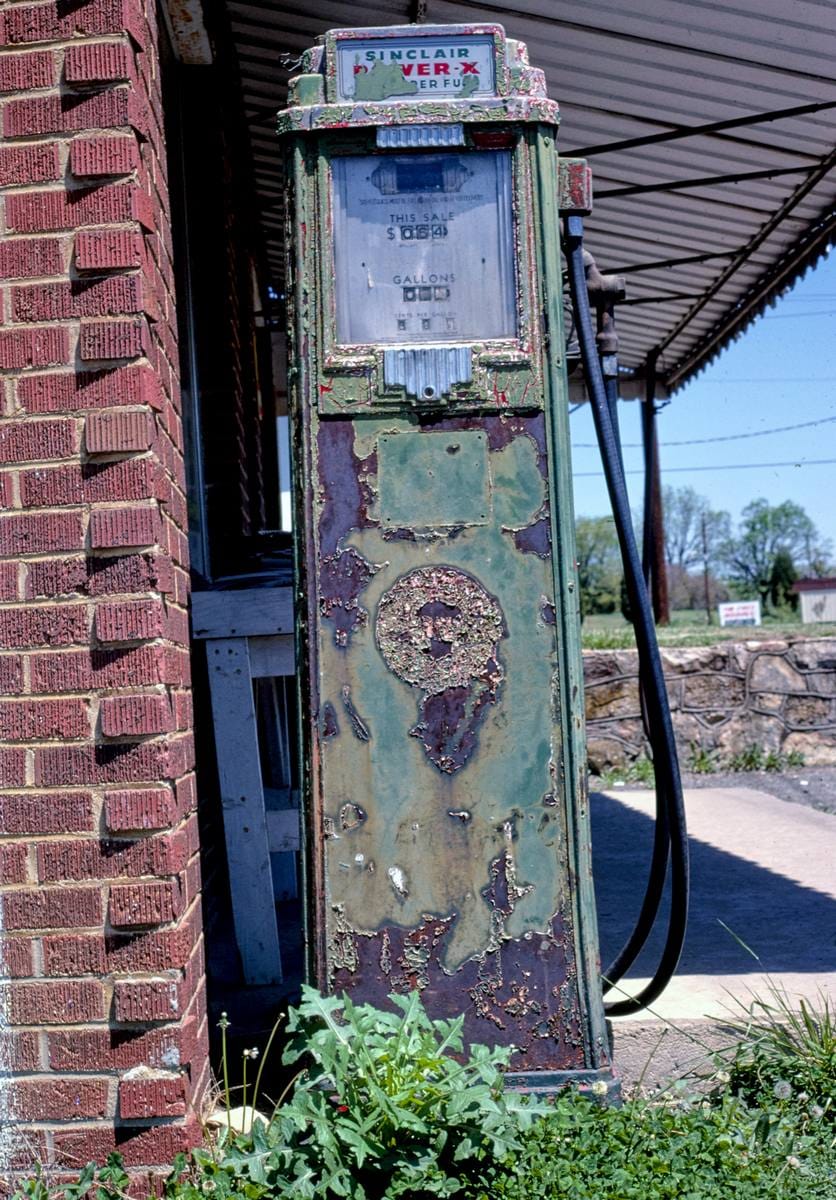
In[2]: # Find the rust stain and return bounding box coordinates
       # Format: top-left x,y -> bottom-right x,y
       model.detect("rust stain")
376,565 -> 506,772
514,515 -> 551,558
319,547 -> 378,646
321,702 -> 339,738
341,684 -> 371,741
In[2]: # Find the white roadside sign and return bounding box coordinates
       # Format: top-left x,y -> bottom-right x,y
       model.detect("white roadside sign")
718,600 -> 762,627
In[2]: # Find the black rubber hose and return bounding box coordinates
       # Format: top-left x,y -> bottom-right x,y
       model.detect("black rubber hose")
563,215 -> 689,1015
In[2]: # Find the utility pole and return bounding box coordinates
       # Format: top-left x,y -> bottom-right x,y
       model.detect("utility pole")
642,355 -> 670,625
701,511 -> 713,624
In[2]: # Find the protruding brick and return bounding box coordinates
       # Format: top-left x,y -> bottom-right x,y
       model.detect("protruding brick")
0,50 -> 56,94
49,1023 -> 192,1072
18,363 -> 158,413
0,326 -> 69,369
19,459 -> 153,508
4,88 -> 136,139
107,915 -> 200,974
0,604 -> 87,648
96,599 -> 163,642
86,408 -> 153,453
12,276 -> 146,322
0,417 -> 77,462
0,791 -> 94,835
79,317 -> 147,361
1,886 -> 103,931
43,934 -> 107,977
37,830 -> 187,882
120,1074 -> 185,1119
53,1118 -> 204,1171
65,41 -> 133,86
6,182 -> 135,233
109,881 -> 182,928
30,644 -> 171,693
75,228 -> 143,272
0,236 -> 64,281
3,1078 -> 108,1120
101,693 -> 172,736
113,977 -> 181,1023
87,550 -> 162,594
34,740 -> 169,786
2,0 -> 145,48
0,698 -> 88,740
0,142 -> 61,186
89,504 -> 158,548
25,552 -> 166,599
0,511 -> 84,555
70,133 -> 138,178
104,787 -> 176,832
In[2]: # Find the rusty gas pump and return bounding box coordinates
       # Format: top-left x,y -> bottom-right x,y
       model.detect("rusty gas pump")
277,23 -> 683,1094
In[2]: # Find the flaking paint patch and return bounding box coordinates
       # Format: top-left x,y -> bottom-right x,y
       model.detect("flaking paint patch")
317,418 -> 569,976
376,565 -> 506,772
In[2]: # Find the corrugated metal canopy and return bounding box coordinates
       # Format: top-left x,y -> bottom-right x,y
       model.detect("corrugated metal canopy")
225,0 -> 836,390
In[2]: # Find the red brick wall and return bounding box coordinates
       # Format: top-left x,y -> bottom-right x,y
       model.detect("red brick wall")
0,0 -> 208,1175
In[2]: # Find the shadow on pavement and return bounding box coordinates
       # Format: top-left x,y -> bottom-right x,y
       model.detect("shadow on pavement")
590,790 -> 836,980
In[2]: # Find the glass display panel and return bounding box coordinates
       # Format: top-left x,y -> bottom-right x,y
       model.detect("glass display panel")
332,150 -> 516,345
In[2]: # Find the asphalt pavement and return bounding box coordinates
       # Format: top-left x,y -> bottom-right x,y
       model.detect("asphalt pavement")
590,774 -> 836,1087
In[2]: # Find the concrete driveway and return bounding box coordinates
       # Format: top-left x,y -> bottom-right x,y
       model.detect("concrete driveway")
590,783 -> 836,1085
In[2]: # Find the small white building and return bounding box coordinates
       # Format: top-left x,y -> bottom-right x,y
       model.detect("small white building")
793,579 -> 836,624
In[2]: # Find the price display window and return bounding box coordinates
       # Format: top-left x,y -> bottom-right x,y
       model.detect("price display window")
332,150 -> 517,345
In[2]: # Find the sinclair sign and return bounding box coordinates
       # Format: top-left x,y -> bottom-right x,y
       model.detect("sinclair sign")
336,33 -> 497,100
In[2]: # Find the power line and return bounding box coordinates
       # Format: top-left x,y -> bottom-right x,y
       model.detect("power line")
573,458 -> 836,478
572,414 -> 836,448
763,310 -> 836,319
682,376 -> 836,382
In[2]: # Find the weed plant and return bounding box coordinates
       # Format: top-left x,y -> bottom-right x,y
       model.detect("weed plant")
12,987 -> 836,1200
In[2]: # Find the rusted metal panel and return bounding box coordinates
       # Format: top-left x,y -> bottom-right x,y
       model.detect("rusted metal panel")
281,23 -> 611,1089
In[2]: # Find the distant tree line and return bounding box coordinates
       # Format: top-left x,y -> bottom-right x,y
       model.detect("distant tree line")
576,487 -> 833,622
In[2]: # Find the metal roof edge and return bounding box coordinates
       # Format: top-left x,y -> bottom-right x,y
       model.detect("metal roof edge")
666,208 -> 836,394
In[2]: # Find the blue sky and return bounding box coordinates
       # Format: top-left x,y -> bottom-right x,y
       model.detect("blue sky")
569,249 -> 836,560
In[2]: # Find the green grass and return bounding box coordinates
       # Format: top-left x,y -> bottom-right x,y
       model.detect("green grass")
582,610 -> 836,650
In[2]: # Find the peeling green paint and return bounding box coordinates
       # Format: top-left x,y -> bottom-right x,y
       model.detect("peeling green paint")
280,22 -> 611,1087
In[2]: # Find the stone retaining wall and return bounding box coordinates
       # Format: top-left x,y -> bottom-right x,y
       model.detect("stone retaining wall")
583,637 -> 836,769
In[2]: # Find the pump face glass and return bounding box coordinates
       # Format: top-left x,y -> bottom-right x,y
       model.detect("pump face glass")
332,150 -> 516,345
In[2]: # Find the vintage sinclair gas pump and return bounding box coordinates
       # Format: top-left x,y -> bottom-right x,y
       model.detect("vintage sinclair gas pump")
277,23 -> 687,1092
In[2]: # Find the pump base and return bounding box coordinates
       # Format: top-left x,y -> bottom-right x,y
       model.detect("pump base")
504,1066 -> 620,1102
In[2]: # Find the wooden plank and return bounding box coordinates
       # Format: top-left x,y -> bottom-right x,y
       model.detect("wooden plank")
206,637 -> 282,984
265,807 -> 301,854
249,634 -> 295,678
191,587 -> 294,639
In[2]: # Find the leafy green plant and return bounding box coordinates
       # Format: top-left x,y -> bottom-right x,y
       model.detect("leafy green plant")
727,744 -> 766,772
270,986 -> 545,1197
466,1086 -> 835,1200
13,987 -> 836,1200
599,755 -> 656,788
688,742 -> 721,774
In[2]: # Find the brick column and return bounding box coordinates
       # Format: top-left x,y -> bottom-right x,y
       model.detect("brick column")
0,0 -> 208,1176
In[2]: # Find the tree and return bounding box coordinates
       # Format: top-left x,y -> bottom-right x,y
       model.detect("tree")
663,486 -> 731,621
663,485 -> 731,572
574,516 -> 622,619
723,498 -> 831,608
769,549 -> 798,611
